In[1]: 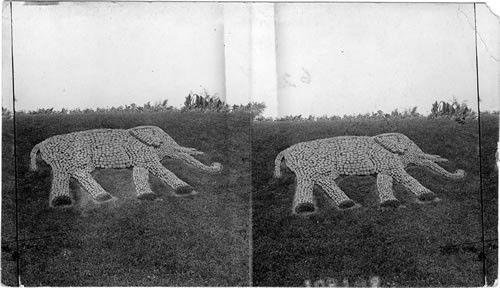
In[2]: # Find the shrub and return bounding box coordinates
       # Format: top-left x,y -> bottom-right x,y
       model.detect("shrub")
2,107 -> 13,119
429,98 -> 477,124
182,91 -> 229,112
182,92 -> 266,119
10,91 -> 266,120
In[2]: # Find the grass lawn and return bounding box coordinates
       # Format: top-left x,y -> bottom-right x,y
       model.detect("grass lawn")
2,111 -> 251,286
2,112 -> 497,286
252,115 -> 498,287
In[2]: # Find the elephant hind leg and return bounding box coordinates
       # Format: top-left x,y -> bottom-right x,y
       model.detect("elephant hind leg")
389,170 -> 439,203
315,176 -> 358,210
145,162 -> 195,196
132,166 -> 157,200
376,174 -> 402,209
72,170 -> 114,203
49,170 -> 72,207
293,176 -> 316,214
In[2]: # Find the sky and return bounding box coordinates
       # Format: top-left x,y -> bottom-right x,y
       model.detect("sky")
274,3 -> 499,116
3,2 -> 226,112
2,1 -> 499,117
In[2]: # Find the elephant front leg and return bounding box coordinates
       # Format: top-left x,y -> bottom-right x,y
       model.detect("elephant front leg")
49,171 -> 72,207
72,170 -> 114,203
315,176 -> 358,210
390,171 -> 439,203
376,174 -> 402,209
293,176 -> 316,214
145,162 -> 196,196
132,166 -> 158,200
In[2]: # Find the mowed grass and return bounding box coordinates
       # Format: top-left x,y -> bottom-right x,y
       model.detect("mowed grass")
2,111 -> 251,286
252,115 -> 498,287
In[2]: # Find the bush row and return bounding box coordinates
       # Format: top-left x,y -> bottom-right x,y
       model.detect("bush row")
3,97 -> 496,125
2,92 -> 267,120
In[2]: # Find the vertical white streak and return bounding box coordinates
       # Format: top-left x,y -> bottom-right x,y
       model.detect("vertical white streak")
223,4 -> 251,107
250,4 -> 278,118
2,2 -> 14,110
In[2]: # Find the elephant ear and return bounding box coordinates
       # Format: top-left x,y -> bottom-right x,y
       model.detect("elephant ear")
128,126 -> 163,148
373,134 -> 407,154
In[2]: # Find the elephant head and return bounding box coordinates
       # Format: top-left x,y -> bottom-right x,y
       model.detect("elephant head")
128,126 -> 222,174
373,133 -> 465,180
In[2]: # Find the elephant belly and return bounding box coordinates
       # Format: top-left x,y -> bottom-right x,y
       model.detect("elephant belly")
289,138 -> 377,177
333,153 -> 376,176
325,138 -> 377,175
92,144 -> 131,168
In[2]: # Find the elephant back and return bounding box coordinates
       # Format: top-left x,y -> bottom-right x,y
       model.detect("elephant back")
37,132 -> 93,172
286,136 -> 378,176
85,130 -> 132,169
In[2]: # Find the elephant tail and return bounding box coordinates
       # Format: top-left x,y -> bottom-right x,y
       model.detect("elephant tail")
274,150 -> 287,178
30,142 -> 43,171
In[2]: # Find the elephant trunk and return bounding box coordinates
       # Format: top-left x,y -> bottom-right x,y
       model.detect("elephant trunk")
174,152 -> 222,174
417,159 -> 465,180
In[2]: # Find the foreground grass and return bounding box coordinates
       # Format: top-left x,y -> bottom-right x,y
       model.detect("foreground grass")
252,115 -> 498,287
2,111 -> 251,286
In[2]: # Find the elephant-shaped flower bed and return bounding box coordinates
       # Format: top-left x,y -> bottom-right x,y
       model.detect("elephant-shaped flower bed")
274,133 -> 465,214
30,126 -> 222,207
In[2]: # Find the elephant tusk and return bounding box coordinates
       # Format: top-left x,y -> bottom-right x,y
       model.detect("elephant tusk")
418,153 -> 448,162
175,146 -> 205,156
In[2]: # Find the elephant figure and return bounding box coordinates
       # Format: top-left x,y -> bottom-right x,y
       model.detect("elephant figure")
30,126 -> 222,207
274,133 -> 465,214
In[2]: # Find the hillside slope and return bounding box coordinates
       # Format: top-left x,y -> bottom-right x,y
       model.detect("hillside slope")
252,115 -> 498,286
2,112 -> 251,286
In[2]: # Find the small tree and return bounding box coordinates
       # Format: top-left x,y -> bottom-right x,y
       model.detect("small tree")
2,107 -> 12,118
429,98 -> 476,124
182,92 -> 230,112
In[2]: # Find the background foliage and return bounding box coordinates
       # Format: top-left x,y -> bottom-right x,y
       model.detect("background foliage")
3,92 -> 267,121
